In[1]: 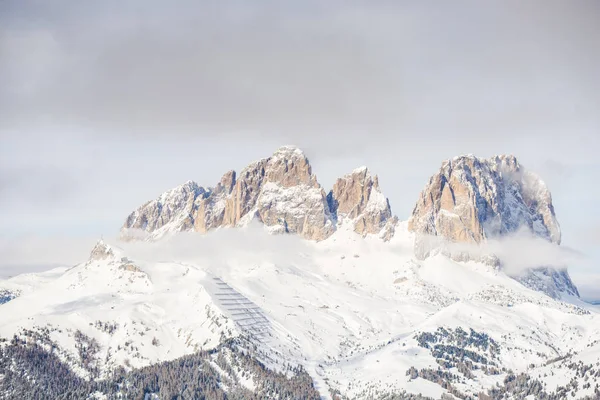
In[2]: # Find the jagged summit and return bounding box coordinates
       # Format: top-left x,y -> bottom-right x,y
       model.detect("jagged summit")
120,149 -> 577,299
124,180 -> 206,237
121,146 -> 394,241
271,144 -> 305,158
352,165 -> 368,173
409,154 -> 560,247
89,239 -> 115,261
327,166 -> 396,239
408,154 -> 576,299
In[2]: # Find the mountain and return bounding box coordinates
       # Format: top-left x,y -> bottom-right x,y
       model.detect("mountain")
328,166 -> 397,240
408,154 -> 578,299
122,146 -> 395,241
123,149 -> 577,300
408,154 -> 560,253
1,148 -> 599,400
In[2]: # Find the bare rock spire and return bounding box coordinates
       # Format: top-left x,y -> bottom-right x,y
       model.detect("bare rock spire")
408,154 -> 576,299
328,166 -> 396,239
408,154 -> 561,257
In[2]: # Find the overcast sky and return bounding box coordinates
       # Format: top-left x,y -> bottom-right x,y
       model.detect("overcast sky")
1,1 -> 599,297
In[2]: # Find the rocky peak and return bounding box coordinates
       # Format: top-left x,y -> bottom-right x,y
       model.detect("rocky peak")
193,171 -> 236,234
122,146 -> 341,241
89,239 -> 114,261
219,146 -> 330,238
514,267 -> 580,299
123,181 -> 206,238
215,170 -> 236,196
264,146 -> 319,188
408,154 -> 560,250
328,166 -> 395,239
249,146 -> 334,240
120,146 -> 399,242
408,154 -> 574,299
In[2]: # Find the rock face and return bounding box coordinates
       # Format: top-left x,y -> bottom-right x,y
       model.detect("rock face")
121,146 -> 392,241
408,155 -> 560,256
328,167 -> 396,239
89,240 -> 114,261
248,146 -> 335,240
194,170 -> 236,233
408,154 -> 577,299
514,267 -> 580,299
124,181 -> 206,238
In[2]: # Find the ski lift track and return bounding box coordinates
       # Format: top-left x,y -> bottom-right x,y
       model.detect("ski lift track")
210,277 -> 272,342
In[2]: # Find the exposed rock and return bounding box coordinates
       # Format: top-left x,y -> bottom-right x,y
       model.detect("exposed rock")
89,240 -> 114,261
121,146 -> 337,241
123,181 -> 206,238
194,170 -> 237,233
250,147 -> 334,240
264,146 -> 319,188
408,154 -> 577,299
119,263 -> 143,273
257,182 -> 334,240
408,154 -> 560,258
223,159 -> 269,226
328,166 -> 396,239
514,267 -> 580,299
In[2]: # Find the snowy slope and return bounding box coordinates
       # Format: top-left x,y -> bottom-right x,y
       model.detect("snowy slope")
1,223 -> 599,399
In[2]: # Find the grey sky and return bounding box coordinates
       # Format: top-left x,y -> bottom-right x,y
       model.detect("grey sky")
1,1 -> 599,296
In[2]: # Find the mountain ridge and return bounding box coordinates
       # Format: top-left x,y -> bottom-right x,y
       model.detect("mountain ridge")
121,145 -> 396,241
120,147 -> 576,300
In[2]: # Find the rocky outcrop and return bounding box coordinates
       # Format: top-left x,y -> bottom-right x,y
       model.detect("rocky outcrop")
222,159 -> 268,227
328,167 -> 396,239
408,154 -> 560,258
218,146 -> 334,240
194,170 -> 236,233
514,267 -> 580,299
89,240 -> 114,261
408,154 -> 577,299
121,146 -> 355,241
123,181 -> 206,238
250,146 -> 335,240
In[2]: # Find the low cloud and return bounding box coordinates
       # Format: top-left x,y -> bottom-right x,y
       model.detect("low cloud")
0,224 -> 318,278
2,226 -> 588,278
486,233 -> 586,276
418,228 -> 588,276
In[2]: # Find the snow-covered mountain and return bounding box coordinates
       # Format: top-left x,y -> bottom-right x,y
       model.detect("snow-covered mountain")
1,147 -> 599,400
121,146 -> 395,241
408,154 -> 560,257
408,154 -> 578,300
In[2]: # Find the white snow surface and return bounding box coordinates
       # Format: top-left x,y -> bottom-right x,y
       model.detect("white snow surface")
1,224 -> 599,399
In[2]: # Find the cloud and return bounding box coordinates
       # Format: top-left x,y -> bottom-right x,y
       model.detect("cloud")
1,225 -> 597,303
0,225 -> 324,280
119,223 -> 315,268
418,228 -> 588,275
1,1 -> 598,146
485,234 -> 587,276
